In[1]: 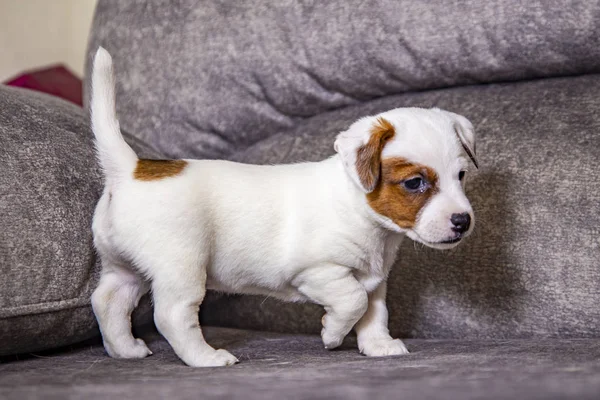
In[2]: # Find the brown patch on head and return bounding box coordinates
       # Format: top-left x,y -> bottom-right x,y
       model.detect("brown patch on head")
356,117 -> 395,191
367,158 -> 438,229
133,159 -> 188,181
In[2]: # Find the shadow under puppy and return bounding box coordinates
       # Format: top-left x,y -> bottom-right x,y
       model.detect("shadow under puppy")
90,47 -> 478,367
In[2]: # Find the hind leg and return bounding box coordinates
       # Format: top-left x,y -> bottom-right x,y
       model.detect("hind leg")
91,258 -> 151,359
149,260 -> 238,367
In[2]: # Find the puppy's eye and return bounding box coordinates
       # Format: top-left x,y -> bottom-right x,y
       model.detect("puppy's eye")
458,171 -> 466,181
402,177 -> 425,192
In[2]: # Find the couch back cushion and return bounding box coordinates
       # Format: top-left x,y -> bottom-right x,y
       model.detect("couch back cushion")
86,0 -> 600,160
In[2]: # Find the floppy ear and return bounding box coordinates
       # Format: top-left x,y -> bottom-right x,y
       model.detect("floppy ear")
334,117 -> 396,193
439,110 -> 478,169
453,117 -> 478,169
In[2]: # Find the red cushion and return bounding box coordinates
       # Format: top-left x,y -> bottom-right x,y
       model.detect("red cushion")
4,65 -> 82,106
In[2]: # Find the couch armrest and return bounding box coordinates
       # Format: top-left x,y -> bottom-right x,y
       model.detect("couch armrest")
0,85 -> 156,355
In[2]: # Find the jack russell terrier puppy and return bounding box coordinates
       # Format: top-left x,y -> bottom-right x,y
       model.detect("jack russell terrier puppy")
90,47 -> 478,367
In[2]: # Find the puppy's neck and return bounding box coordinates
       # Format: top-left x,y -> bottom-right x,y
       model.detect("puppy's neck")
322,155 -> 404,278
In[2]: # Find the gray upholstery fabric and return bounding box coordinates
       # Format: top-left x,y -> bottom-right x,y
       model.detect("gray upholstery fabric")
2,327 -> 600,400
86,0 -> 600,160
0,85 -> 159,355
202,73 -> 600,339
3,0 -> 600,366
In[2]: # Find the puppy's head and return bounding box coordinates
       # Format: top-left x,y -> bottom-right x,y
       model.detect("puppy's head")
335,108 -> 478,249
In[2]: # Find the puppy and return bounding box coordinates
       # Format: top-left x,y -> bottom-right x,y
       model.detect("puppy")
90,47 -> 477,367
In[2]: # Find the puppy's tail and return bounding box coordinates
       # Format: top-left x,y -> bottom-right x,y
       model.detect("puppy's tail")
91,47 -> 138,182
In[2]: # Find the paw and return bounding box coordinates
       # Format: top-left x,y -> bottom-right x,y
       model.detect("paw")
105,338 -> 153,359
359,338 -> 409,357
321,314 -> 345,350
185,349 -> 239,368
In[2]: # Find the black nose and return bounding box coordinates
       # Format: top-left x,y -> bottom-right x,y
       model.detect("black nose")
451,213 -> 471,234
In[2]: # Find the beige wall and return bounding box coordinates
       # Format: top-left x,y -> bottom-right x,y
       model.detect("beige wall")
0,0 -> 98,81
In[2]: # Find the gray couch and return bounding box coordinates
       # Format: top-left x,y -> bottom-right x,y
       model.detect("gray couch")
1,1 -> 600,398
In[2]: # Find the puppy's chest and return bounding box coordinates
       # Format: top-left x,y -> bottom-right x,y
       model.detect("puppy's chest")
354,234 -> 403,292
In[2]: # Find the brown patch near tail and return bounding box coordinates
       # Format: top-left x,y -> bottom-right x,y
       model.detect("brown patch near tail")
133,159 -> 188,181
367,158 -> 438,229
356,117 -> 396,191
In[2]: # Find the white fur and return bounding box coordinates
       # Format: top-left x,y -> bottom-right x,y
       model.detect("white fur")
91,48 -> 137,182
90,47 -> 475,367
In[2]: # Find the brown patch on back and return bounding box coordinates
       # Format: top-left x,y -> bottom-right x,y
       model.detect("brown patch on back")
356,117 -> 396,191
133,159 -> 188,181
367,158 -> 439,229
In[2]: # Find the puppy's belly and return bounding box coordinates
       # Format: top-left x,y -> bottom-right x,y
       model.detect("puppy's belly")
205,278 -> 309,303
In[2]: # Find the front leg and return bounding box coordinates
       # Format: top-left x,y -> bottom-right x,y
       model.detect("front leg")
295,265 -> 368,350
354,281 -> 409,357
